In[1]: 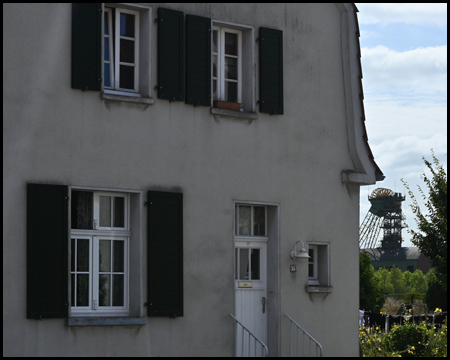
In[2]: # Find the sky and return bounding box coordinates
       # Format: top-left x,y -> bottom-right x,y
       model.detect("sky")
355,4 -> 447,248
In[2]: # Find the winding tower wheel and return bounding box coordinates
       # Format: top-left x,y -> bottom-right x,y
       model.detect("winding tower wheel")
359,188 -> 405,249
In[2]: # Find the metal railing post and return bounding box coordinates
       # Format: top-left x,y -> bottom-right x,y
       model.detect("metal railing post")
284,314 -> 323,357
229,313 -> 268,357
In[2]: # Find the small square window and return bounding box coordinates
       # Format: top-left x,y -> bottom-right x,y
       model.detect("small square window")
235,205 -> 266,237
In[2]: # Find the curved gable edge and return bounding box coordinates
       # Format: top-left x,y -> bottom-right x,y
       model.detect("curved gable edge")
339,3 -> 384,185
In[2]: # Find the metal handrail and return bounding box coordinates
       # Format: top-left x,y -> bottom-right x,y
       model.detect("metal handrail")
284,314 -> 323,357
229,313 -> 268,357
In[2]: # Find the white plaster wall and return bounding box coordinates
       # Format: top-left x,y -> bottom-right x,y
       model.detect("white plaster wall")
3,3 -> 369,356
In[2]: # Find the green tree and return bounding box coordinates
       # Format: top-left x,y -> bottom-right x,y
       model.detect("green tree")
389,266 -> 405,294
409,269 -> 427,293
425,268 -> 447,311
374,267 -> 393,294
360,252 -> 385,312
403,270 -> 413,293
402,150 -> 447,288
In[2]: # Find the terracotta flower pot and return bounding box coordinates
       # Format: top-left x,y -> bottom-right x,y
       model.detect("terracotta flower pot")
213,100 -> 242,111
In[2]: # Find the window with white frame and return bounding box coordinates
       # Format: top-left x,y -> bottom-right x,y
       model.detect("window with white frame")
307,243 -> 330,287
104,7 -> 139,95
235,204 -> 266,237
71,191 -> 130,316
308,245 -> 319,285
213,27 -> 242,104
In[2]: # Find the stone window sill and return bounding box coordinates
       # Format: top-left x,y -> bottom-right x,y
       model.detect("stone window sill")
101,92 -> 154,105
305,285 -> 333,293
211,107 -> 258,120
68,317 -> 147,326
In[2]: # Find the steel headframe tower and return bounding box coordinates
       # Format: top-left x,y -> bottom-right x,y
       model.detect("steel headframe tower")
359,188 -> 406,249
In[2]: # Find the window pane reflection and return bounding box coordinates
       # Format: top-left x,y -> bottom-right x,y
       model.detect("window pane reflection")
238,206 -> 251,235
120,13 -> 135,37
99,274 -> 111,306
253,207 -> 266,236
251,249 -> 260,280
99,240 -> 111,272
100,196 -> 111,227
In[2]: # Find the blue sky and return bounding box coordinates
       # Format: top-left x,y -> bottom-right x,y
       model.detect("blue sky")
355,4 -> 447,248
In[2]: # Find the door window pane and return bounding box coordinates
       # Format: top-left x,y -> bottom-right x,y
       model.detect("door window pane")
253,207 -> 266,236
238,206 -> 251,235
250,249 -> 260,280
114,197 -> 125,227
100,196 -> 111,227
238,248 -> 249,280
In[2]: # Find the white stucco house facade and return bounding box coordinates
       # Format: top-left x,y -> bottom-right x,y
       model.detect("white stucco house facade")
3,3 -> 383,356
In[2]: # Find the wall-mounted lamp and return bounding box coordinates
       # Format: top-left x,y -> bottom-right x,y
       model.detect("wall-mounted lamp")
290,240 -> 310,259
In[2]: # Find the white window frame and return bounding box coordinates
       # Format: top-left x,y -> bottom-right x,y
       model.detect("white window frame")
103,7 -> 140,97
213,26 -> 242,104
71,191 -> 130,317
307,243 -> 330,287
308,245 -> 319,286
93,192 -> 129,231
235,204 -> 267,238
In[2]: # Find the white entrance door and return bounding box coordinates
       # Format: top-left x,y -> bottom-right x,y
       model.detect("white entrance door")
234,239 -> 267,356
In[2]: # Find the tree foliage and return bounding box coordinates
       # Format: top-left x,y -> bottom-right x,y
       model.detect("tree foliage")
360,252 -> 385,312
425,269 -> 447,311
401,150 -> 447,287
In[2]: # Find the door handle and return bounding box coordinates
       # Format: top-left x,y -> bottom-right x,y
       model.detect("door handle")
262,297 -> 266,314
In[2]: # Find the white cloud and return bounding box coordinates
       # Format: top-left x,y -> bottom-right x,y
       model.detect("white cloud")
361,45 -> 447,96
364,99 -> 447,142
356,3 -> 447,28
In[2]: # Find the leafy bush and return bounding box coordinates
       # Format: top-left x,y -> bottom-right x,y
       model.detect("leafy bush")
360,309 -> 447,357
387,320 -> 430,356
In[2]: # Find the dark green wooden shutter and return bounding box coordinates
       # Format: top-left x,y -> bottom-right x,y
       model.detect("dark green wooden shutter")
157,8 -> 184,101
148,191 -> 183,317
185,15 -> 211,106
259,27 -> 283,115
71,3 -> 102,91
27,184 -> 69,319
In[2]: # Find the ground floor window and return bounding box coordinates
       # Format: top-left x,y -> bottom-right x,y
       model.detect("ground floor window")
71,190 -> 130,316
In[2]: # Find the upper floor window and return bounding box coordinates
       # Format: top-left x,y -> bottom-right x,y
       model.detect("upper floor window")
104,7 -> 140,96
213,27 -> 242,104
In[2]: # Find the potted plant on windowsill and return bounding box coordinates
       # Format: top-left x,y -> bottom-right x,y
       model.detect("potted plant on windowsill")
213,100 -> 242,111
